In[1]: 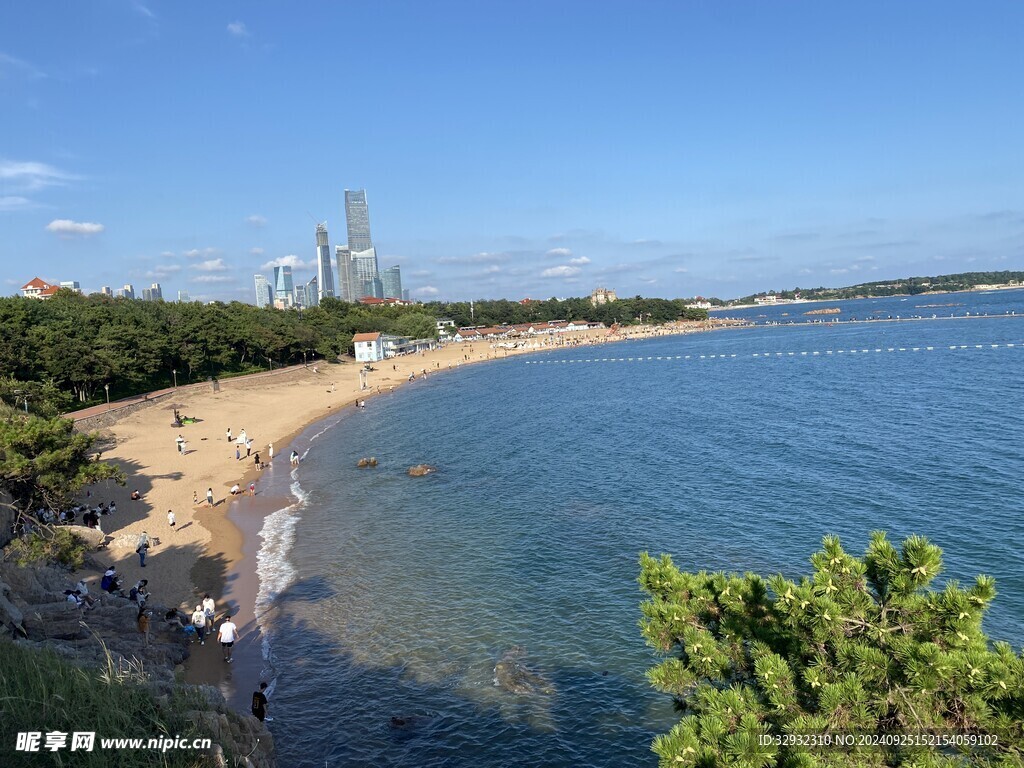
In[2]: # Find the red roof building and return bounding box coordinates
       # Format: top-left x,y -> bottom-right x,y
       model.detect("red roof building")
21,277 -> 60,299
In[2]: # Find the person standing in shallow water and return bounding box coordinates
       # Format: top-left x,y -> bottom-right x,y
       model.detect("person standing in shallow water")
251,682 -> 270,722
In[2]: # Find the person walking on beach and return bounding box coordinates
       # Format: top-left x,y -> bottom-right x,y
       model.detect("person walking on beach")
167,509 -> 175,529
206,488 -> 214,507
192,491 -> 198,506
251,682 -> 271,722
246,438 -> 253,458
236,444 -> 241,461
226,427 -> 232,443
202,594 -> 216,624
136,532 -> 150,568
290,450 -> 299,466
218,616 -> 238,662
268,443 -> 274,461
176,434 -> 185,455
137,607 -> 151,647
253,452 -> 261,469
249,483 -> 255,496
191,604 -> 207,645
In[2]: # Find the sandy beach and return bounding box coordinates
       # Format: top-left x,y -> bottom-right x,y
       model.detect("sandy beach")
69,323 -> 715,706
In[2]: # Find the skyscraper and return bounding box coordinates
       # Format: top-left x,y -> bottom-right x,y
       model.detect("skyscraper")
177,290 -> 191,303
335,246 -> 355,303
305,276 -> 319,308
273,266 -> 294,307
142,282 -> 162,301
316,223 -> 335,301
350,248 -> 380,299
344,189 -> 373,254
381,265 -> 403,300
254,274 -> 273,308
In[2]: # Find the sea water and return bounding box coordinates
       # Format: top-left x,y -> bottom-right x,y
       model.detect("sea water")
256,293 -> 1024,767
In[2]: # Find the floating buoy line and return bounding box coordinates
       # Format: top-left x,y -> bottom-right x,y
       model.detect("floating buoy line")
524,343 -> 1022,365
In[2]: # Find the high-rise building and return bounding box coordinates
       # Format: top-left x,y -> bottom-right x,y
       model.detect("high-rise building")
177,290 -> 191,303
305,276 -> 319,308
344,189 -> 373,254
402,289 -> 410,302
335,246 -> 355,302
118,284 -> 135,300
100,286 -> 113,297
60,280 -> 82,293
381,265 -> 402,299
142,282 -> 162,301
254,274 -> 273,308
273,266 -> 294,307
316,223 -> 335,301
350,248 -> 379,299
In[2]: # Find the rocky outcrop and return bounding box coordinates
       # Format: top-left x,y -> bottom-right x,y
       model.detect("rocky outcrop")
356,457 -> 379,468
407,464 -> 436,477
0,561 -> 275,765
493,645 -> 554,695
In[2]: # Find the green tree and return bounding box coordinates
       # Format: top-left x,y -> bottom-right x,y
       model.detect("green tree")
638,533 -> 1024,767
0,413 -> 125,518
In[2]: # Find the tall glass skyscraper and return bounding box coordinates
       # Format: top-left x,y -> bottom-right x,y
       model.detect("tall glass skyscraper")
315,223 -> 335,301
335,246 -> 355,303
273,265 -> 294,306
254,274 -> 272,308
350,248 -> 380,299
344,189 -> 373,254
382,265 -> 402,299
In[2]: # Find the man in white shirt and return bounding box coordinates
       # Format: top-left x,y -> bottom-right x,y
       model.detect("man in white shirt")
202,594 -> 216,623
191,605 -> 207,645
218,616 -> 239,662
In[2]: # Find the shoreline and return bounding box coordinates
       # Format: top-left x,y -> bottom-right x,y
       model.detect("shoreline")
72,323 -> 715,709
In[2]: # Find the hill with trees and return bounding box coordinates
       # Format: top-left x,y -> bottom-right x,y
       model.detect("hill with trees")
727,271 -> 1024,305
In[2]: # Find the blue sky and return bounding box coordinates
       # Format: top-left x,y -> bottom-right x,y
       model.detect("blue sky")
2,1 -> 1022,303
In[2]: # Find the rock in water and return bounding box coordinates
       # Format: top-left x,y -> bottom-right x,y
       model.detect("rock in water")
493,645 -> 554,695
357,457 -> 380,468
407,464 -> 436,477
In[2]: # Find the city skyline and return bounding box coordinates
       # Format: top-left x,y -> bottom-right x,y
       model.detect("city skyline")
2,3 -> 1023,303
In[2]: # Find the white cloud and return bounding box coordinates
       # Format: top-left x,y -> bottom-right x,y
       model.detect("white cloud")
227,21 -> 249,37
190,275 -> 235,284
250,247 -> 265,256
246,214 -> 266,226
415,285 -> 440,296
546,247 -> 572,257
568,256 -> 591,265
437,251 -> 508,265
183,247 -> 220,258
674,267 -> 689,274
193,258 -> 228,272
0,196 -> 33,211
1,159 -> 77,191
484,265 -> 501,274
830,268 -> 850,275
261,254 -> 312,271
46,219 -> 104,237
541,265 -> 581,278
0,52 -> 46,79
146,264 -> 182,278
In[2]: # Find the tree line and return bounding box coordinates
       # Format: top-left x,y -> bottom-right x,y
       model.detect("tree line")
422,296 -> 708,328
732,270 -> 1024,304
0,291 -> 707,415
0,292 -> 436,414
